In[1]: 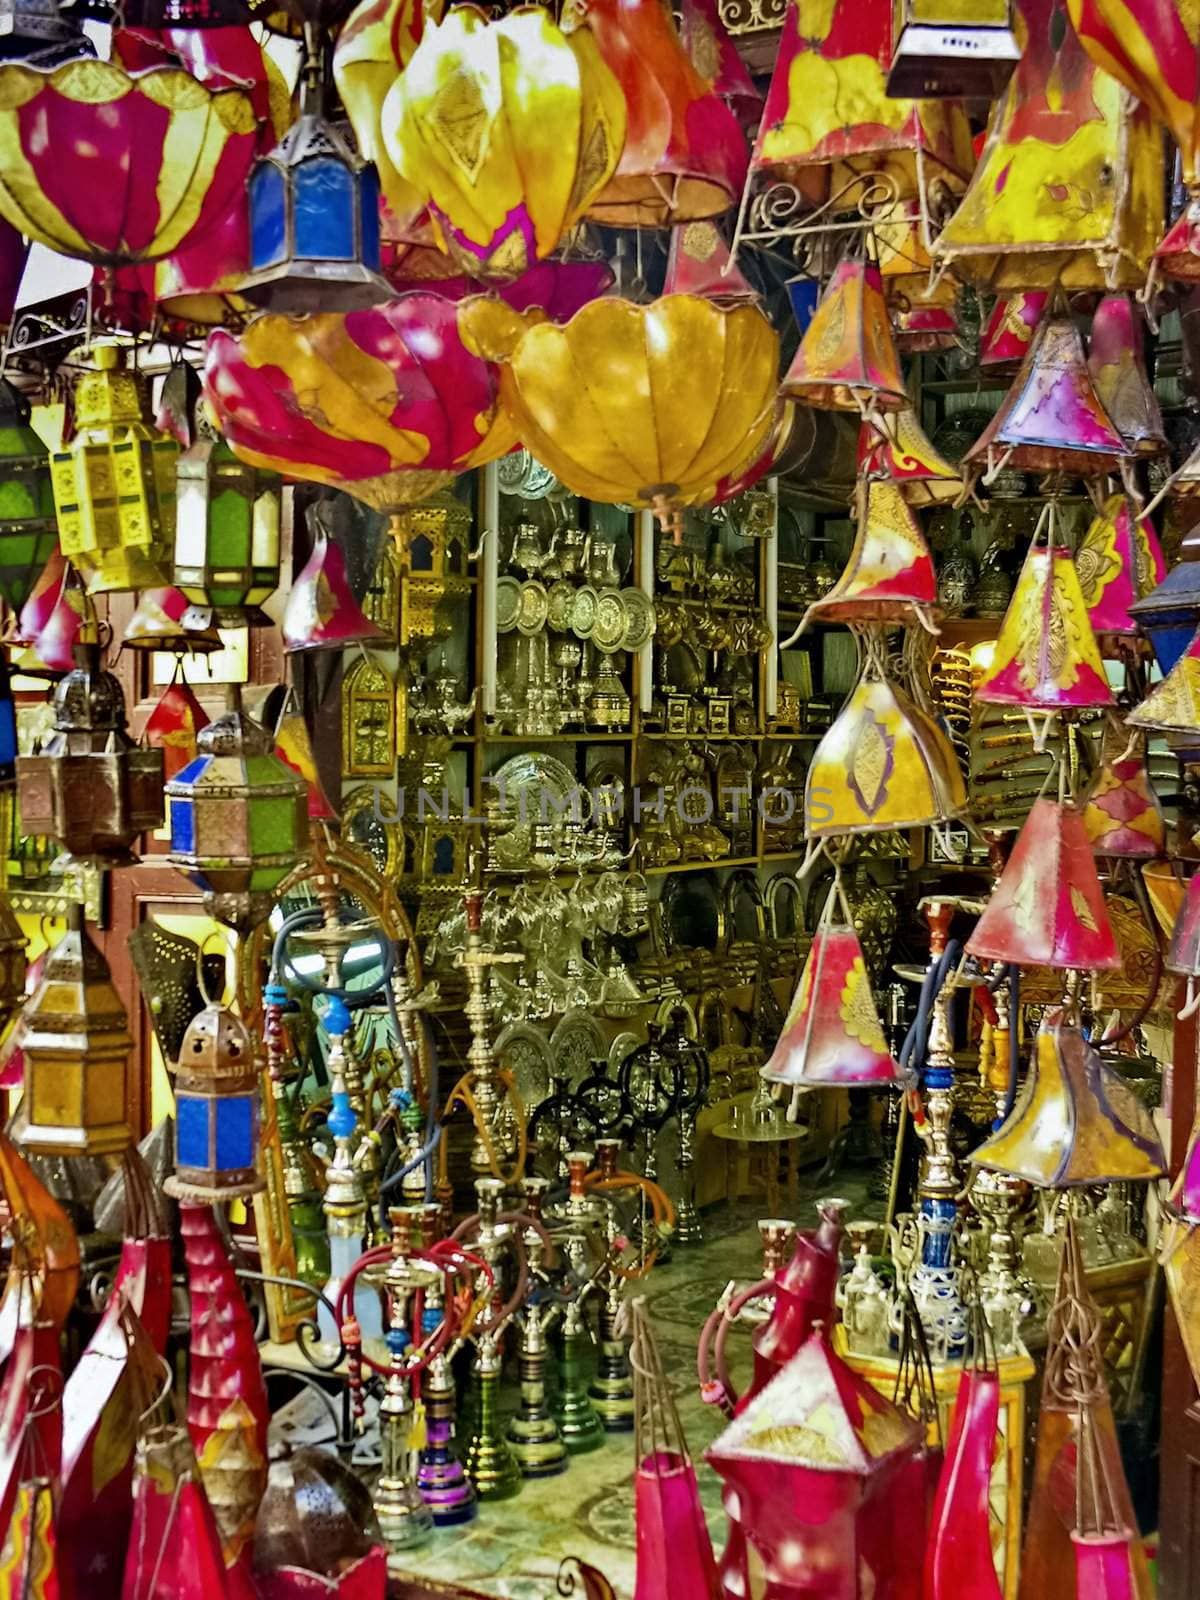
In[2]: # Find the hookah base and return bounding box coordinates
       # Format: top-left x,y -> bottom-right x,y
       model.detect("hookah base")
555,1405 -> 606,1454
464,1439 -> 523,1501
673,1201 -> 704,1247
588,1382 -> 635,1432
507,1427 -> 569,1478
416,1466 -> 478,1527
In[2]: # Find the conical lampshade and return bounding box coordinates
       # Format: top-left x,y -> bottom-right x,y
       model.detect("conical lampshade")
663,221 -> 757,301
975,540 -> 1114,712
780,259 -> 908,415
274,700 -> 339,822
124,587 -> 222,654
1124,624 -> 1200,736
962,311 -> 1130,480
969,1010 -> 1165,1185
1154,202 -> 1200,283
14,564 -> 89,676
282,525 -> 387,655
1075,493 -> 1166,638
16,547 -> 69,645
805,664 -> 965,838
1166,871 -> 1200,985
857,410 -> 962,506
1087,295 -> 1166,458
1082,734 -> 1165,860
979,292 -> 1046,374
966,798 -> 1120,969
798,480 -> 937,629
762,921 -> 903,1087
145,680 -> 210,784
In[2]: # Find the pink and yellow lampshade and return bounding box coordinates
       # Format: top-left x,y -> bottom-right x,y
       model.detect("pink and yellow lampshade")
743,0 -> 972,215
124,587 -> 222,653
1164,1097 -> 1200,1393
380,6 -> 627,280
204,291 -> 517,516
458,292 -> 779,527
1125,625 -> 1200,738
877,203 -> 960,353
762,913 -> 903,1088
856,409 -> 962,506
963,308 -> 1131,481
282,521 -> 387,654
1082,732 -> 1165,859
966,797 -> 1121,970
791,479 -> 937,633
567,0 -> 748,229
976,536 -> 1114,715
678,0 -> 762,130
779,259 -> 908,416
12,551 -> 90,676
969,1008 -> 1165,1183
274,698 -> 338,821
1166,871 -> 1200,1020
1075,493 -> 1166,643
934,0 -> 1164,291
709,401 -> 798,507
663,220 -> 756,302
1087,294 -> 1166,458
0,52 -> 259,266
145,678 -> 210,784
804,656 -> 966,839
979,292 -> 1047,374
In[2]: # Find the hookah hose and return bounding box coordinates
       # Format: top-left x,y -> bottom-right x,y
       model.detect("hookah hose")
582,1170 -> 675,1280
886,938 -> 961,1233
435,1069 -> 530,1191
270,905 -> 397,1007
377,993 -> 442,1217
334,1242 -> 493,1378
697,1276 -> 776,1416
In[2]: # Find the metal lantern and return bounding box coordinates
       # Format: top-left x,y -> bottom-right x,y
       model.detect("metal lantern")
13,904 -> 132,1156
241,44 -> 390,313
165,1003 -> 265,1203
16,642 -> 164,867
50,342 -> 178,594
174,411 -> 281,627
888,0 -> 1020,99
0,0 -> 82,61
166,686 -> 309,933
0,377 -> 57,614
1128,523 -> 1200,674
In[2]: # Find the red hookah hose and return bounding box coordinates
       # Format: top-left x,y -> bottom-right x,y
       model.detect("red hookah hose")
334,1246 -> 493,1377
697,1277 -> 775,1416
448,1213 -> 533,1328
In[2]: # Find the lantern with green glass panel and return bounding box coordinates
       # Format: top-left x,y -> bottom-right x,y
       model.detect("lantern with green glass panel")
0,378 -> 57,614
173,410 -> 281,627
166,685 -> 309,933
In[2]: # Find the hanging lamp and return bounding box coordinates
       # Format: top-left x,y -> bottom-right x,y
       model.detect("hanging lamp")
856,409 -> 962,506
1087,294 -> 1166,458
793,478 -> 938,631
778,258 -> 908,416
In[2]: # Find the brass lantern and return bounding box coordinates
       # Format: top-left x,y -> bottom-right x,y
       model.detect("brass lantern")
49,342 -> 178,594
13,904 -> 132,1157
173,409 -> 281,628
16,643 -> 164,867
0,376 -> 58,615
165,1003 -> 265,1203
166,686 -> 309,933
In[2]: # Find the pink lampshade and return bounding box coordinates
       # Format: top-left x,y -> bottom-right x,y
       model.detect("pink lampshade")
979,292 -> 1046,374
634,1451 -> 719,1600
254,1548 -> 387,1600
1087,294 -> 1165,458
282,528 -> 387,654
925,1368 -> 1003,1600
679,0 -> 763,129
1070,1534 -> 1137,1600
1075,493 -> 1166,638
664,221 -> 757,301
762,924 -> 903,1086
1169,1111 -> 1200,1223
976,542 -> 1114,712
0,216 -> 28,330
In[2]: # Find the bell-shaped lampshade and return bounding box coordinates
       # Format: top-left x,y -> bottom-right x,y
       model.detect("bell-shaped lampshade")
857,410 -> 962,506
282,517 -> 387,654
1075,493 -> 1167,639
780,259 -> 907,415
979,291 -> 1046,374
124,588 -> 222,654
797,479 -> 937,630
967,798 -> 1120,969
762,922 -> 903,1087
976,539 -> 1113,712
145,679 -> 210,784
933,0 -> 1164,291
571,0 -> 748,228
1125,624 -> 1200,737
1087,295 -> 1166,458
962,310 -> 1131,480
663,221 -> 757,301
1082,733 -> 1165,859
805,664 -> 966,837
970,1009 -> 1165,1185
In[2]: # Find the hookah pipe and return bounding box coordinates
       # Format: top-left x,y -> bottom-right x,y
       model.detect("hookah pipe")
583,1139 -> 676,1281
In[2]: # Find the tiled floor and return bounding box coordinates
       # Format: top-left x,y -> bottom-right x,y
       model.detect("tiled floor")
270,1169 -> 884,1599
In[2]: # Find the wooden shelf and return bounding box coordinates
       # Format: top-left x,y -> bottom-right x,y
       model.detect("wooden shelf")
643,855 -> 761,877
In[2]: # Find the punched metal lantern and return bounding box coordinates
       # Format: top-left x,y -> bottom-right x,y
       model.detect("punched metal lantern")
16,643 -> 164,867
165,1003 -> 265,1203
241,47 -> 389,313
166,687 -> 309,933
0,377 -> 57,615
887,0 -> 1021,99
174,412 -> 281,627
50,342 -> 178,594
14,904 -> 132,1157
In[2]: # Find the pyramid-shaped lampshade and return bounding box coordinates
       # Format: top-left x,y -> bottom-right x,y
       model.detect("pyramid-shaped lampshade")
798,480 -> 937,629
663,221 -> 757,301
969,1011 -> 1165,1185
780,260 -> 908,415
1165,1107 -> 1200,1395
1154,201 -> 1200,283
1167,872 -> 1200,989
966,798 -> 1120,970
857,410 -> 962,506
976,541 -> 1113,712
282,523 -> 387,655
274,701 -> 339,822
124,587 -> 222,654
1075,493 -> 1166,639
762,923 -> 903,1087
13,566 -> 88,677
144,680 -> 210,785
892,294 -> 959,353
979,292 -> 1046,374
962,311 -> 1130,480
805,670 -> 965,837
1083,738 -> 1165,860
1087,295 -> 1165,458
1169,1102 -> 1200,1226
1125,625 -> 1200,737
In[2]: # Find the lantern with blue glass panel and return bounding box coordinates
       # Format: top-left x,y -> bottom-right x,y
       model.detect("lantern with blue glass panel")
1129,523 -> 1200,676
240,33 -> 390,314
165,1001 -> 265,1203
166,684 -> 309,934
